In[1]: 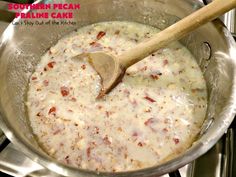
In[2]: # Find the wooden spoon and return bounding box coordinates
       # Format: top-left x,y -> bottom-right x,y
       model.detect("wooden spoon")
76,0 -> 236,98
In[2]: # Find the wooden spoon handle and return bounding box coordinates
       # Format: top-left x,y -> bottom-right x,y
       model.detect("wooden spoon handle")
118,0 -> 236,68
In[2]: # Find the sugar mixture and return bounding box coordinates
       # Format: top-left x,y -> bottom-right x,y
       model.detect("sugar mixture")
26,21 -> 207,172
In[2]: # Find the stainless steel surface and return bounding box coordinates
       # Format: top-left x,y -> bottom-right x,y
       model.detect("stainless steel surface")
0,132 -> 5,146
203,0 -> 236,37
0,0 -> 236,177
0,143 -> 190,177
0,1 -> 18,22
191,137 -> 224,177
224,129 -> 234,177
189,128 -> 235,177
0,21 -> 9,146
222,9 -> 236,37
0,143 -> 46,177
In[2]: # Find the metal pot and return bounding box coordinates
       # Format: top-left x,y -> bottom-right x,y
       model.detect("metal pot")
0,0 -> 235,176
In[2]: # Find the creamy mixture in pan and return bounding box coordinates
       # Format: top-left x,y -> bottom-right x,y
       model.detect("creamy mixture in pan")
26,21 -> 207,172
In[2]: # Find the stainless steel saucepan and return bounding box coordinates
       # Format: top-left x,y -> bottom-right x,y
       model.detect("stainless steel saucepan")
0,0 -> 235,176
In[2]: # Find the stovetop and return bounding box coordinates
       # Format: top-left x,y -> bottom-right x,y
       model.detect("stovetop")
0,0 -> 235,177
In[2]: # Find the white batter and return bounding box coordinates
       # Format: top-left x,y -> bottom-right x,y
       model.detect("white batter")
26,21 -> 207,172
